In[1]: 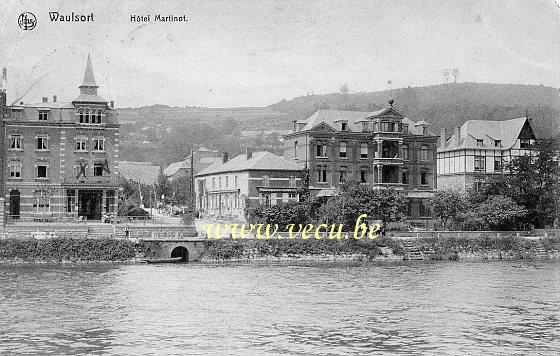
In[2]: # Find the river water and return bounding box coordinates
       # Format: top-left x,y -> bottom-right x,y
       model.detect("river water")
0,261 -> 559,355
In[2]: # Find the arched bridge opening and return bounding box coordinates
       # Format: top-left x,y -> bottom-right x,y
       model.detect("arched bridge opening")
170,246 -> 190,262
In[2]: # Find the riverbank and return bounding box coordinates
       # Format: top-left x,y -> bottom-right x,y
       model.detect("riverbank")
201,235 -> 560,262
1,235 -> 559,263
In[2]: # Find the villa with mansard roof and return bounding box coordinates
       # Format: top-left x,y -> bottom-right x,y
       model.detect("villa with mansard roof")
283,101 -> 438,220
437,116 -> 537,192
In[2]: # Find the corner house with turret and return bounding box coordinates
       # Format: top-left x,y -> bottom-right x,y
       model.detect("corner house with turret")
1,55 -> 120,221
282,101 -> 438,220
437,116 -> 537,192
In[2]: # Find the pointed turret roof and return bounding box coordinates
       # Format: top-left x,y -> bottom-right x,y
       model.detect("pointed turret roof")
74,54 -> 107,104
80,54 -> 98,88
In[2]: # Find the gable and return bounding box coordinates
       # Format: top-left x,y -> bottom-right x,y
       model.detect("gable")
309,121 -> 336,132
518,120 -> 536,140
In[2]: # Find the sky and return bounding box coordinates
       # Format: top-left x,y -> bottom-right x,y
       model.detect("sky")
0,0 -> 558,108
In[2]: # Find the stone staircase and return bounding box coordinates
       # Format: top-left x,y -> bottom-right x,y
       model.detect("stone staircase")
534,240 -> 548,259
400,240 -> 425,260
87,223 -> 115,238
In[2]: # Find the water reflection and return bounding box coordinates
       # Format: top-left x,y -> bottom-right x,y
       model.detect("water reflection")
1,261 -> 559,355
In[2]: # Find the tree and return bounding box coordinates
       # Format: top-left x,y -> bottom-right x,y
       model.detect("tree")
458,195 -> 527,231
442,69 -> 451,83
171,175 -> 193,206
451,68 -> 460,83
318,179 -> 406,228
155,170 -> 173,204
503,138 -> 560,228
427,190 -> 466,229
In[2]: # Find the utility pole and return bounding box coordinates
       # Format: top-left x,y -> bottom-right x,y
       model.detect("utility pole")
190,148 -> 195,211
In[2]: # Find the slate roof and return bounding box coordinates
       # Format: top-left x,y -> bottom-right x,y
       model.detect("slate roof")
81,54 -> 98,88
163,156 -> 221,177
295,107 -> 433,136
117,161 -> 161,185
196,151 -> 301,177
440,117 -> 531,151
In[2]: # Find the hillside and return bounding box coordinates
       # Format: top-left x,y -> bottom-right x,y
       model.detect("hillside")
116,82 -> 560,166
268,83 -> 560,139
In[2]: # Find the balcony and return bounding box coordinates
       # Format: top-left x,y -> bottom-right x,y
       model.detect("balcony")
62,175 -> 119,188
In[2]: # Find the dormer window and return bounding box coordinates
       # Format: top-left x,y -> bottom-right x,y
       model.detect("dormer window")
494,140 -> 501,147
341,121 -> 348,131
476,139 -> 483,147
520,139 -> 530,149
362,122 -> 368,132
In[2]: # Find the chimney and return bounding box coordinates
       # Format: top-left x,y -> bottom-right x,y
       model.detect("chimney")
453,126 -> 460,146
222,152 -> 229,164
440,128 -> 447,148
2,68 -> 6,80
110,100 -> 114,108
293,120 -> 297,132
52,95 -> 57,103
42,97 -> 48,103
245,148 -> 252,160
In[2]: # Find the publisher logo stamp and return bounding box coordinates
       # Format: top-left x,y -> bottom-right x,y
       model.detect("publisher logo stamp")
18,12 -> 37,30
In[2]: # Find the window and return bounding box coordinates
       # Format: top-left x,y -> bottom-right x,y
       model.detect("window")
10,135 -> 22,150
234,175 -> 239,188
37,135 -> 48,150
33,190 -> 50,212
105,190 -> 115,214
420,146 -> 428,160
288,192 -> 296,199
38,110 -> 48,121
96,110 -> 102,123
316,141 -> 327,157
402,145 -> 409,160
474,177 -> 485,191
218,177 -> 222,188
93,162 -> 104,176
276,192 -> 283,198
212,178 -> 215,188
381,122 -> 389,132
262,175 -> 270,187
341,121 -> 348,131
420,170 -> 429,186
388,122 -> 396,132
420,200 -> 430,217
339,166 -> 347,183
85,110 -> 90,124
289,176 -> 296,187
360,143 -> 368,159
494,157 -> 502,172
373,122 -> 378,132
294,141 -> 298,160
403,124 -> 409,134
9,161 -> 22,178
225,176 -> 229,188
520,139 -> 530,149
360,169 -> 368,183
93,138 -> 105,151
476,139 -> 483,147
37,164 -> 48,178
66,189 -> 76,213
474,156 -> 486,172
402,170 -> 408,185
339,141 -> 347,158
494,140 -> 501,147
317,165 -> 327,183
76,137 -> 87,151
79,110 -> 84,123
